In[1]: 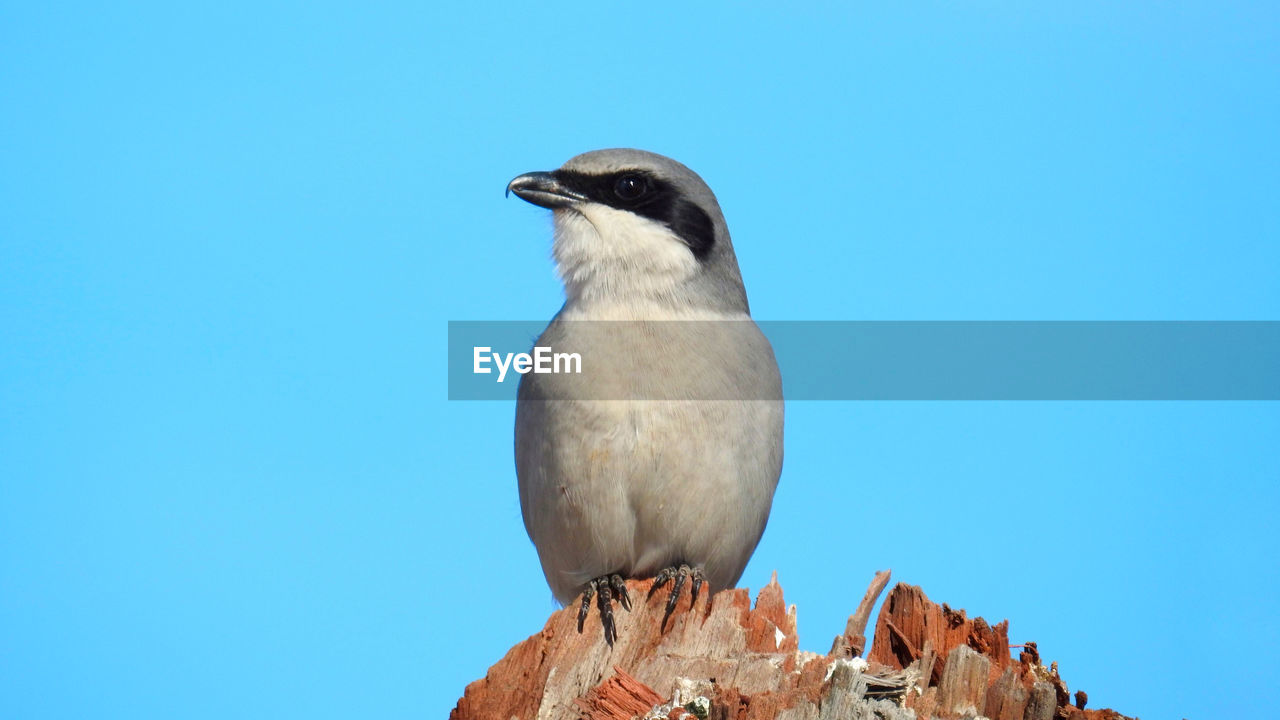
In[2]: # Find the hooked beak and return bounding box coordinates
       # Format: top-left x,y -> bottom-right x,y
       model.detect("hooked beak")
506,171 -> 588,209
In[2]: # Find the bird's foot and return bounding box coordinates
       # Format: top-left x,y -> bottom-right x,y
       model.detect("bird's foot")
646,563 -> 706,631
576,573 -> 632,646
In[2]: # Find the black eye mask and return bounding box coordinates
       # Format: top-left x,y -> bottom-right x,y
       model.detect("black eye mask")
551,169 -> 716,260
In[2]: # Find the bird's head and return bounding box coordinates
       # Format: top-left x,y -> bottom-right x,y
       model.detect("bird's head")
507,149 -> 749,314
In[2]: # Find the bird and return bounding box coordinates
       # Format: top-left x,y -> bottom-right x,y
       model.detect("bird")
506,149 -> 783,645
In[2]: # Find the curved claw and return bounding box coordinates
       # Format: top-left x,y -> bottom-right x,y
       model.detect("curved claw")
574,573 -> 631,646
598,582 -> 617,645
648,566 -> 676,599
610,575 -> 632,612
577,580 -> 596,633
650,563 -> 707,632
660,565 -> 690,631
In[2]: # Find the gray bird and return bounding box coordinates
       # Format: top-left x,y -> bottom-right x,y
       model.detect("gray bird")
506,149 -> 783,644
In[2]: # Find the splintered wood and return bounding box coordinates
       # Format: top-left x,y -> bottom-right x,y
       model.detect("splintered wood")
866,583 -> 1131,720
575,668 -> 666,719
450,573 -> 1135,720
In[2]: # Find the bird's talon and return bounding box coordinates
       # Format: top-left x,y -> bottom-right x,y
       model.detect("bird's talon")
576,573 -> 627,645
610,575 -> 632,612
661,565 -> 689,630
648,566 -> 675,599
577,581 -> 596,633
598,582 -> 616,645
652,563 -> 706,632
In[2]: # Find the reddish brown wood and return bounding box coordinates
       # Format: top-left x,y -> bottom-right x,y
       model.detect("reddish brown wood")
832,568 -> 892,657
576,667 -> 665,719
868,582 -> 1013,686
451,576 -> 1136,720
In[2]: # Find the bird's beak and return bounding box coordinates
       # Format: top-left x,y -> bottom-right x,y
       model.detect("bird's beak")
506,171 -> 587,209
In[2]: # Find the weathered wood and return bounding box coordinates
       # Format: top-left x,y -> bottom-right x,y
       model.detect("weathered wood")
576,667 -> 665,720
1025,681 -> 1057,720
868,582 -> 1013,685
861,583 -> 1131,720
936,645 -> 990,717
831,569 -> 892,658
451,576 -> 1136,720
984,668 -> 1029,720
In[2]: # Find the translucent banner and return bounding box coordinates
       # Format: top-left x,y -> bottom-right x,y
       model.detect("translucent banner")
447,321 -> 1280,401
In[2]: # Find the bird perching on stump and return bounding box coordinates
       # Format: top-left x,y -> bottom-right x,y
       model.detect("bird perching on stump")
508,149 -> 784,645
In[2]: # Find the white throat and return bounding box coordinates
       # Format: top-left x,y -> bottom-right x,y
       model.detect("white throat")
552,205 -> 700,312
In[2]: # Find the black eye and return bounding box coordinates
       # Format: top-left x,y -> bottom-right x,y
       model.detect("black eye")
613,174 -> 648,201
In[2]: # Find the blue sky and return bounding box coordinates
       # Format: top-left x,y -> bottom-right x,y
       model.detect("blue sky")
2,3 -> 1277,719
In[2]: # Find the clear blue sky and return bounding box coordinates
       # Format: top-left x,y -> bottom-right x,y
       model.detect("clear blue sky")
2,3 -> 1277,719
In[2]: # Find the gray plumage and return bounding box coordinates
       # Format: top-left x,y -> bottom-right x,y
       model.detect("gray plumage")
508,149 -> 783,606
